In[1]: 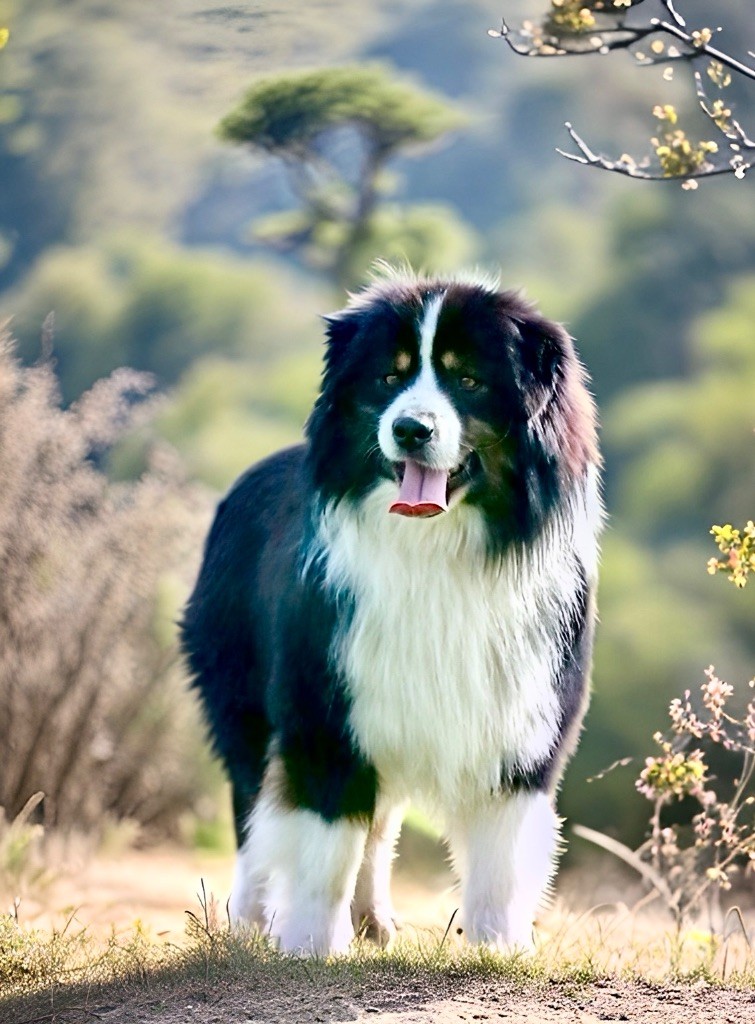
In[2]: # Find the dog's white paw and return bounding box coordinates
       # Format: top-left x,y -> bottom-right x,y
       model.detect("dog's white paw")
462,909 -> 535,955
274,902 -> 356,957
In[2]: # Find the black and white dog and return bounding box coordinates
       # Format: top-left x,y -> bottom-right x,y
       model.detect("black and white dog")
181,268 -> 602,954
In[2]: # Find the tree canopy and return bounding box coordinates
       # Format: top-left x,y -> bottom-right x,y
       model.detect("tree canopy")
218,64 -> 464,157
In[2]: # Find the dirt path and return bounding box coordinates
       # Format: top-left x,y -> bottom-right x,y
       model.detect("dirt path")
220,978 -> 753,1024
6,973 -> 754,1024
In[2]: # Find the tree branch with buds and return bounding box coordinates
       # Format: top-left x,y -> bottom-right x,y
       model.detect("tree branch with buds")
490,1 -> 754,183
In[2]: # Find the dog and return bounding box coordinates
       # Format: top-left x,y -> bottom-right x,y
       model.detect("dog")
180,267 -> 602,954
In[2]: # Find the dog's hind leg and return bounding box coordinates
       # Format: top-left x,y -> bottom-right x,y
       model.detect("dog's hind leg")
448,790 -> 559,951
351,802 -> 405,947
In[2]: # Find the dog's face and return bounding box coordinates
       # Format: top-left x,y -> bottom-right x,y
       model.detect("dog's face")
306,275 -> 597,544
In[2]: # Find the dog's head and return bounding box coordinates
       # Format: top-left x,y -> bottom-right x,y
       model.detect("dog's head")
306,270 -> 598,542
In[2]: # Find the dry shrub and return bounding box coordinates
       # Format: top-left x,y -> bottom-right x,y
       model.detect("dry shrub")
0,329 -> 213,841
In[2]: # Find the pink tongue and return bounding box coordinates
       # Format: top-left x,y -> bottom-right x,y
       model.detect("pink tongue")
389,460 -> 448,518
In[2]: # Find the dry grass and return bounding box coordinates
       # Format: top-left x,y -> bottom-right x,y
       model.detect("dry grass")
1,887 -> 752,1012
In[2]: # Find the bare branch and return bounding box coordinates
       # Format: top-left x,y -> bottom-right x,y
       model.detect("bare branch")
492,8 -> 755,76
695,77 -> 755,150
660,0 -> 685,29
653,19 -> 755,82
489,14 -> 655,58
557,122 -> 657,178
557,120 -> 752,182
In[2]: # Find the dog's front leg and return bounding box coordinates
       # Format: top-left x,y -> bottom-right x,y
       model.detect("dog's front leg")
246,806 -> 368,954
449,790 -> 559,951
264,807 -> 367,955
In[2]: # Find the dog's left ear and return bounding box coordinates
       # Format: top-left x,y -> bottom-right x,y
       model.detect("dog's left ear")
513,317 -> 568,420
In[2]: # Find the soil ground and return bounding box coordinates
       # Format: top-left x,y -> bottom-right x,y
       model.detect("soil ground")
5,963 -> 755,1024
5,845 -> 755,1024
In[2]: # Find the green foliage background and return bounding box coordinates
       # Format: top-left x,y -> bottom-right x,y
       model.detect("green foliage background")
1,0 -> 754,853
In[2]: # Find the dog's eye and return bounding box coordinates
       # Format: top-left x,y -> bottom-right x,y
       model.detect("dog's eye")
382,373 -> 401,387
460,376 -> 481,391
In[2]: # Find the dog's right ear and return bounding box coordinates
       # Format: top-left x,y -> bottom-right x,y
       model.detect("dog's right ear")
322,310 -> 360,348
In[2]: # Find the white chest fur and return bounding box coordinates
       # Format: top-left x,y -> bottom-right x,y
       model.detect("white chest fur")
314,475 -> 600,814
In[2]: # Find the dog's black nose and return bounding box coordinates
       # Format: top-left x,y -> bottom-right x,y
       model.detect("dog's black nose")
392,415 -> 434,452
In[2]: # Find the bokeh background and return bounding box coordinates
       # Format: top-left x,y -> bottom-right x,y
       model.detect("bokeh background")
1,0 -> 754,877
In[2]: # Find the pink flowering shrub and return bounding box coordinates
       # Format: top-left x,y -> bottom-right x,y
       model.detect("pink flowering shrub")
634,665 -> 755,926
580,530 -> 755,932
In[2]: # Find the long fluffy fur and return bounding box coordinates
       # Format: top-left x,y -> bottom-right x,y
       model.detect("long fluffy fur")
181,269 -> 603,954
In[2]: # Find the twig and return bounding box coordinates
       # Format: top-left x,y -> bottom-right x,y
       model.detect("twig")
660,0 -> 685,29
556,123 -> 656,178
572,823 -> 677,907
490,16 -> 655,58
695,72 -> 755,150
653,19 -> 755,82
438,907 -> 459,952
558,121 -> 753,181
723,904 -> 752,948
16,1010 -> 105,1024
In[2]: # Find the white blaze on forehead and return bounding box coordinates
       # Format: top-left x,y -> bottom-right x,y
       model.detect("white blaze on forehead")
377,291 -> 463,472
418,292 -> 445,372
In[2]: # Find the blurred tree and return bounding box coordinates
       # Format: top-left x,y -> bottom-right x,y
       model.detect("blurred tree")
3,235 -> 325,400
572,186 -> 755,409
217,64 -> 472,285
0,0 -> 395,290
561,273 -> 755,842
608,274 -> 755,539
152,352 -> 321,490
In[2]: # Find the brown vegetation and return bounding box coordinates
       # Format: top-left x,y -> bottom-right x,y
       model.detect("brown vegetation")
0,330 -> 212,842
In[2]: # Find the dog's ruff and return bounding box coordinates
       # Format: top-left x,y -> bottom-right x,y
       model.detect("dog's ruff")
181,268 -> 602,955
